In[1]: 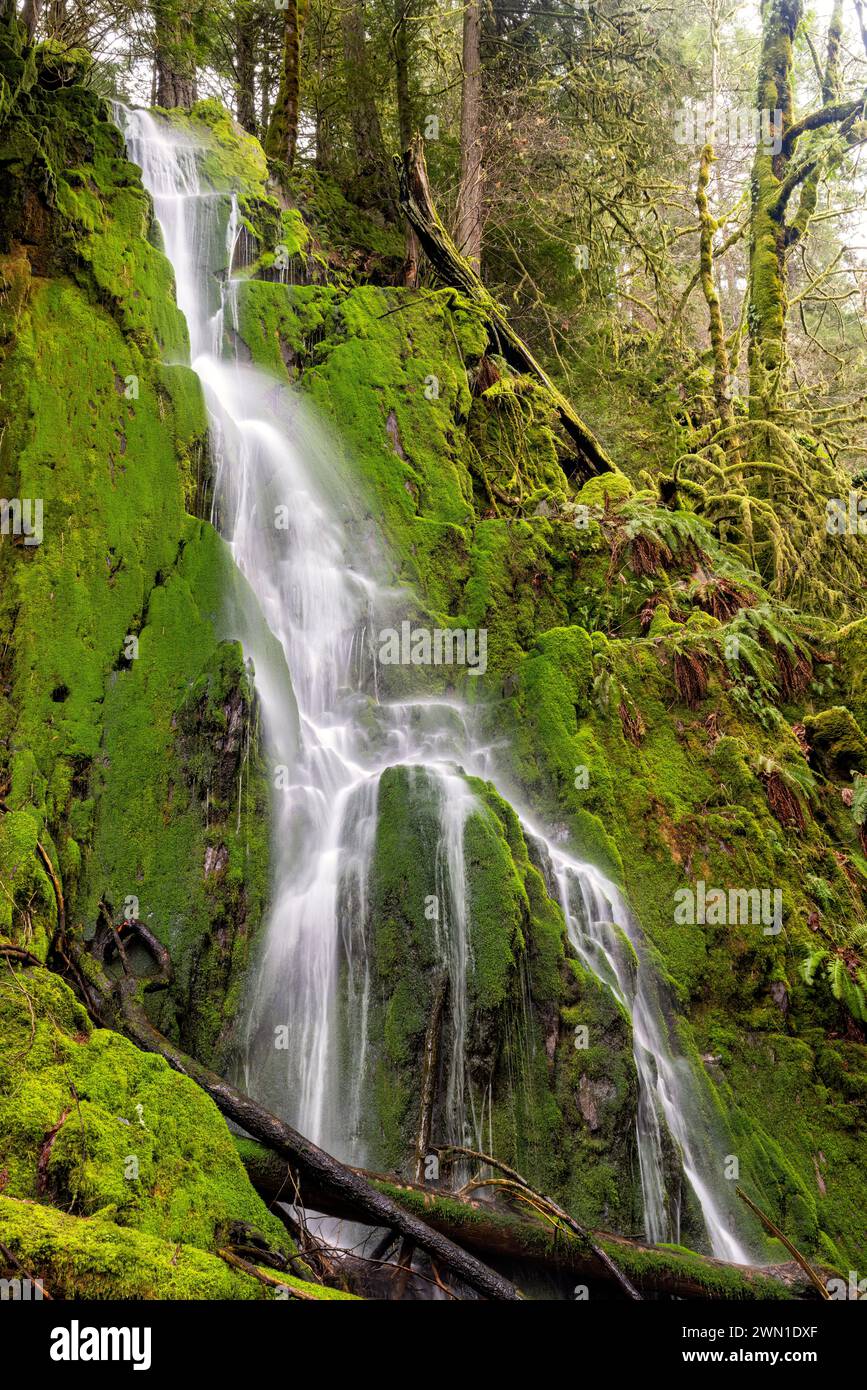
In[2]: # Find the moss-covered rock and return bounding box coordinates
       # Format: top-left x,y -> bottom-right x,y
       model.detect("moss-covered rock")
0,968 -> 291,1257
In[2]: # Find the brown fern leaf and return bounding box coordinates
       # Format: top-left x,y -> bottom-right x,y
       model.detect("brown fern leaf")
630,533 -> 672,576
673,650 -> 709,709
762,770 -> 806,832
776,647 -> 813,700
619,699 -> 646,745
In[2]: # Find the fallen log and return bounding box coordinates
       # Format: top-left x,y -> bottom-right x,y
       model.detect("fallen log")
63,947 -> 521,1302
395,136 -> 620,481
237,1138 -> 829,1302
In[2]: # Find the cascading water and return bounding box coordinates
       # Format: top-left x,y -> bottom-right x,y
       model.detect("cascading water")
114,103 -> 751,1266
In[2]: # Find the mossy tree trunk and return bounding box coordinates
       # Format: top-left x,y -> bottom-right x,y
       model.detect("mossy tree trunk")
264,0 -> 307,168
747,0 -> 864,424
397,138 -> 619,478
697,142 -> 741,469
747,0 -> 800,421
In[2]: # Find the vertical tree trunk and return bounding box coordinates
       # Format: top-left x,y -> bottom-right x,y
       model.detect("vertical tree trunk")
153,0 -> 198,110
259,54 -> 272,136
265,0 -> 307,167
342,0 -> 392,210
394,0 -> 420,285
695,0 -> 740,468
746,0 -> 801,419
21,0 -> 42,38
455,0 -> 483,269
235,3 -> 258,136
696,144 -> 741,469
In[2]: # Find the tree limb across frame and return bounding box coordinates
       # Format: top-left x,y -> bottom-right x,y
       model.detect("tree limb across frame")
395,136 -> 621,482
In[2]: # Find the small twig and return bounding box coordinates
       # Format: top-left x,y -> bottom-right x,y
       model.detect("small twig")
0,1241 -> 52,1299
217,1248 -> 323,1300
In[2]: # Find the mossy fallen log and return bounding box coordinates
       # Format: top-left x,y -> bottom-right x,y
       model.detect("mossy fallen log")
64,947 -> 522,1302
395,136 -> 620,481
236,1138 -> 828,1301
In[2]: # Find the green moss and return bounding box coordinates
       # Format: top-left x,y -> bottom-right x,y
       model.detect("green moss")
0,968 -> 291,1257
803,707 -> 867,779
0,1196 -> 268,1299
576,473 -> 634,508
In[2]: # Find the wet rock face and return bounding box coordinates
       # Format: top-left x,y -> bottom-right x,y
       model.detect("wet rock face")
175,644 -> 254,812
577,1073 -> 616,1132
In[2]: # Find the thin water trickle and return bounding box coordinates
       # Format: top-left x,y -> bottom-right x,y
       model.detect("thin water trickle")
113,103 -> 751,1264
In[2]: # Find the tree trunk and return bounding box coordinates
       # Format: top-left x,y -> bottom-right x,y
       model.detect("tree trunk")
394,0 -> 420,284
747,0 -> 801,418
21,0 -> 42,38
397,138 -> 618,479
237,1139 -> 829,1301
696,142 -> 741,468
454,0 -> 483,268
265,0 -> 307,167
235,4 -> 258,136
413,971 -> 447,1182
342,0 -> 393,211
153,0 -> 198,110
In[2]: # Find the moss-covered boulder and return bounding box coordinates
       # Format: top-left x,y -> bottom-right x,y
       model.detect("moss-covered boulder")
0,968 -> 291,1256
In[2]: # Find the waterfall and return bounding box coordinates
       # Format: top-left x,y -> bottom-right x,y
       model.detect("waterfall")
113,103 -> 751,1265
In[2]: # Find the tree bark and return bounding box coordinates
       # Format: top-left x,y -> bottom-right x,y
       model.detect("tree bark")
235,3 -> 258,136
413,970 -> 447,1182
455,0 -> 483,268
342,0 -> 393,211
21,0 -> 42,39
397,137 -> 618,479
153,0 -> 198,110
394,0 -> 420,285
237,1139 -> 829,1301
696,142 -> 741,469
265,0 -> 307,167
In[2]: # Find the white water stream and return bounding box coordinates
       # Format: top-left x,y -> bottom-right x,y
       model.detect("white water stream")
113,104 -> 751,1266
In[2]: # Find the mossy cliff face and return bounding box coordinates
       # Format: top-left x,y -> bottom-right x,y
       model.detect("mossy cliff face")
228,160 -> 867,1271
0,42 -> 277,1061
